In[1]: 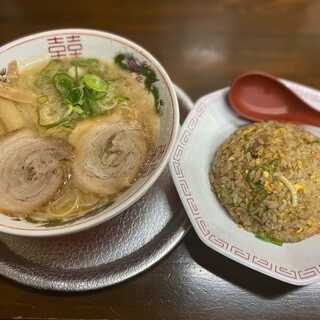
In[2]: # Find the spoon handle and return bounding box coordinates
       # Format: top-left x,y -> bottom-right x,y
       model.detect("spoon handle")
229,70 -> 320,127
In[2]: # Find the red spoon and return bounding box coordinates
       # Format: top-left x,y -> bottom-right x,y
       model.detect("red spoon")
228,71 -> 320,126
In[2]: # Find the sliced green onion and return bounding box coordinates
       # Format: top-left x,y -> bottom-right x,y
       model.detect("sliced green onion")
307,140 -> 320,145
37,95 -> 49,105
38,103 -> 71,128
256,232 -> 283,246
83,74 -> 108,92
82,98 -> 95,117
241,145 -> 251,154
35,74 -> 51,88
41,59 -> 63,76
53,73 -> 74,94
96,95 -> 129,113
38,119 -> 70,128
261,163 -> 275,172
108,95 -> 129,107
246,167 -> 262,190
72,105 -> 85,116
35,58 -> 132,128
246,189 -> 268,215
67,87 -> 84,105
110,95 -> 129,103
85,88 -> 108,101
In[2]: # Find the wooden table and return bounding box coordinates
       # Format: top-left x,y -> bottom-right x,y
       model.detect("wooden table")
1,0 -> 320,319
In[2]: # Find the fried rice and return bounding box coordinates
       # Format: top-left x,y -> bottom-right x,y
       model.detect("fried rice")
209,121 -> 320,243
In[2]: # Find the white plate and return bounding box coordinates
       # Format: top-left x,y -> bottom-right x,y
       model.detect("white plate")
170,80 -> 320,285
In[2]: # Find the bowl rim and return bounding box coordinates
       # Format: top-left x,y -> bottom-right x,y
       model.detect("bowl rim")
0,28 -> 180,237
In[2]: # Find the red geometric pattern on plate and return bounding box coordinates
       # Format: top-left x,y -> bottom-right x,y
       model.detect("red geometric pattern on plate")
252,256 -> 273,270
275,266 -> 297,279
172,144 -> 185,163
186,197 -> 199,216
208,234 -> 229,250
179,179 -> 191,197
298,266 -> 320,279
47,35 -> 83,58
179,130 -> 192,146
171,161 -> 184,178
195,217 -> 209,236
194,101 -> 207,117
229,246 -> 250,260
187,115 -> 199,131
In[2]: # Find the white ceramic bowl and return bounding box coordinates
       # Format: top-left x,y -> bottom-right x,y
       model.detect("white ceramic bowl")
170,80 -> 320,285
0,28 -> 179,236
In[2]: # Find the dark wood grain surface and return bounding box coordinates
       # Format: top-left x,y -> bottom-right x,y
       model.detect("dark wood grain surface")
1,0 -> 320,319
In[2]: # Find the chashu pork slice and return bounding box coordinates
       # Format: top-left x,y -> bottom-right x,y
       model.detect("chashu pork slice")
0,129 -> 74,214
69,116 -> 153,197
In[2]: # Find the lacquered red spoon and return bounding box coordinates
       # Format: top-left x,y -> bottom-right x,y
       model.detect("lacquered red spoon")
228,71 -> 320,126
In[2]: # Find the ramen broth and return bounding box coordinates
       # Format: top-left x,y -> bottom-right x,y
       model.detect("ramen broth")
0,58 -> 159,221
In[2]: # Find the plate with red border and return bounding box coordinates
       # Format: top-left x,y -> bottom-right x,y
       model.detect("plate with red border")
170,80 -> 320,286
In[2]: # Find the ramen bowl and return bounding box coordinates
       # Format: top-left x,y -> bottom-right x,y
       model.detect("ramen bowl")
0,28 -> 179,237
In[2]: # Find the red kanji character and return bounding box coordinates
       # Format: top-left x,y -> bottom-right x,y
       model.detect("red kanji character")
47,36 -> 64,45
66,35 -> 83,56
48,45 -> 67,58
66,35 -> 81,43
67,43 -> 83,56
